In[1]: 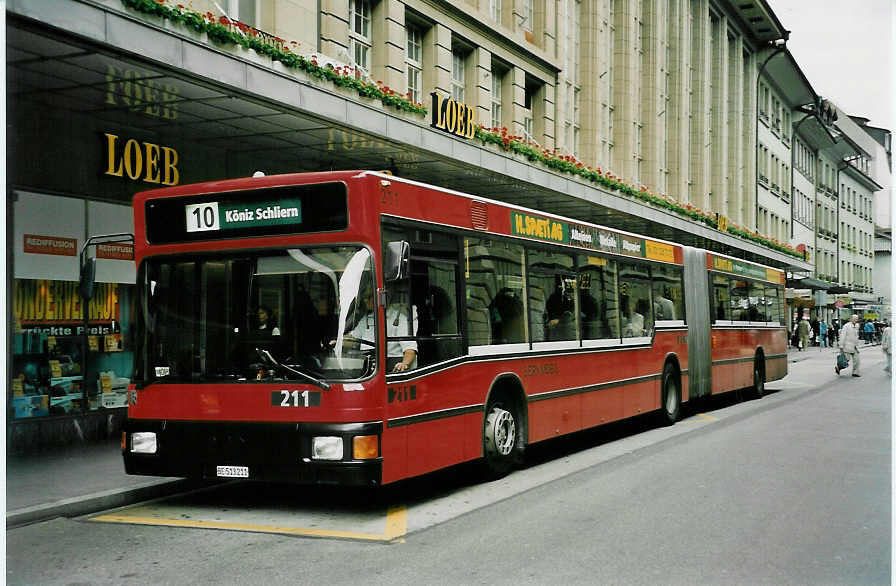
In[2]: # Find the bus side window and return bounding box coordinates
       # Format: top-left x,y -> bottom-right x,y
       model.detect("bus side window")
385,224 -> 463,368
528,249 -> 577,343
466,238 -> 526,346
576,254 -> 618,340
712,274 -> 730,322
748,281 -> 765,322
730,279 -> 749,321
618,261 -> 653,338
765,285 -> 783,325
651,265 -> 683,321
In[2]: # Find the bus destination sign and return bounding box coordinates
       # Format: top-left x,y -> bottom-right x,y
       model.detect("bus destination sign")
145,183 -> 348,244
185,199 -> 302,233
509,211 -> 677,263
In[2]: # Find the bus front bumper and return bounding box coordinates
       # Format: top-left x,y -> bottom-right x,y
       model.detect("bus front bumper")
122,419 -> 383,487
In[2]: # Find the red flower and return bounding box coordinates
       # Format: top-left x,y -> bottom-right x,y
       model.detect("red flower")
219,16 -> 230,25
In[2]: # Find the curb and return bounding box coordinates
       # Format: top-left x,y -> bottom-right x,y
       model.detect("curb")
6,479 -> 196,529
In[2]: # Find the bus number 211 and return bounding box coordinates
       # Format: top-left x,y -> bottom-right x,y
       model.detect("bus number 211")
273,390 -> 321,407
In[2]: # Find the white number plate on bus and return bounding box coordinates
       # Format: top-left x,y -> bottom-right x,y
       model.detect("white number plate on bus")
186,202 -> 220,232
216,465 -> 249,478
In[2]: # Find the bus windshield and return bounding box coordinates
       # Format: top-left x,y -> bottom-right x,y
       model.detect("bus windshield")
140,246 -> 377,383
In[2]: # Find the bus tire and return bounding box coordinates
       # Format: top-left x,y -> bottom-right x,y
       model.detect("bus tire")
752,358 -> 765,399
660,362 -> 681,426
481,398 -> 523,480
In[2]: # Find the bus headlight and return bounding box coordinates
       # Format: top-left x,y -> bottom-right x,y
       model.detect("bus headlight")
312,436 -> 343,460
130,432 -> 158,454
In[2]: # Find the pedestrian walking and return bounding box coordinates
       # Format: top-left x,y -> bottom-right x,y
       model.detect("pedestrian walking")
882,324 -> 891,375
837,314 -> 862,377
798,317 -> 810,351
863,319 -> 875,345
819,320 -> 828,348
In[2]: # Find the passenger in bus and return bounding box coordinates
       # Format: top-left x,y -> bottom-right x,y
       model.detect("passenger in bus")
545,276 -> 575,340
621,295 -> 645,337
255,306 -> 281,337
654,287 -> 676,320
489,288 -> 524,344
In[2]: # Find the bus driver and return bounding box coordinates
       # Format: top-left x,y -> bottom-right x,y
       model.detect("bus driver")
342,284 -> 418,373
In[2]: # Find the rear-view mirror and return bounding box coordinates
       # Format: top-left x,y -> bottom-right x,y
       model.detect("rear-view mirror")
384,241 -> 410,281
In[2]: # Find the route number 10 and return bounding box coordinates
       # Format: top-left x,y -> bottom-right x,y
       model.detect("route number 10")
185,202 -> 220,232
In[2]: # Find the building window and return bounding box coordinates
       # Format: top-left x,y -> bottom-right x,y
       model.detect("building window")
349,0 -> 372,73
451,50 -> 465,102
521,0 -> 534,32
491,69 -> 503,130
227,0 -> 256,26
406,24 -> 422,104
573,87 -> 580,155
490,0 -> 501,23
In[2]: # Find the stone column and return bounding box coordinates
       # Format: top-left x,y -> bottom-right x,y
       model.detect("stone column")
472,47 -> 493,128
372,0 -> 406,91
426,23 -> 452,97
320,0 -> 349,61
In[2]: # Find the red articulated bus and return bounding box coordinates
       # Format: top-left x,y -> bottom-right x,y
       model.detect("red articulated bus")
122,170 -> 788,486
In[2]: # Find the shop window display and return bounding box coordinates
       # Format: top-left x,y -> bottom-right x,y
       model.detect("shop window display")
11,279 -> 134,419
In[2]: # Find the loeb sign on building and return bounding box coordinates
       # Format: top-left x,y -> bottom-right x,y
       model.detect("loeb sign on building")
430,92 -> 476,139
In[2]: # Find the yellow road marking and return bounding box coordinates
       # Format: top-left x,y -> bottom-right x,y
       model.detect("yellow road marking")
681,413 -> 719,424
90,505 -> 407,542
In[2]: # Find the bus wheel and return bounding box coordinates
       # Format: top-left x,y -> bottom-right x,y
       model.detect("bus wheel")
660,363 -> 681,426
752,359 -> 765,399
481,400 -> 523,479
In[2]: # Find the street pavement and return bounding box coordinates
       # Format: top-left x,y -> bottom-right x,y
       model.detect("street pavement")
6,342 -> 891,528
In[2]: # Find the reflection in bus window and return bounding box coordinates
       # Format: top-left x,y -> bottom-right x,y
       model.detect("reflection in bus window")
618,261 -> 653,338
730,279 -> 749,321
465,238 -> 526,345
651,264 -> 684,321
528,249 -> 577,343
712,274 -> 730,321
748,281 -> 765,321
765,286 -> 783,325
576,254 -> 619,340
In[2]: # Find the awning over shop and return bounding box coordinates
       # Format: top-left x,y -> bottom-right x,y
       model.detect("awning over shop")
786,277 -> 833,290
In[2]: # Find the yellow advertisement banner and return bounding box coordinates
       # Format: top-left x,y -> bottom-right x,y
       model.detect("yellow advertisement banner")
14,280 -> 120,325
645,241 -> 676,263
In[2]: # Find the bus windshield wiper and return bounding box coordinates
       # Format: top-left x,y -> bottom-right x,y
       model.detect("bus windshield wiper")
256,349 -> 331,390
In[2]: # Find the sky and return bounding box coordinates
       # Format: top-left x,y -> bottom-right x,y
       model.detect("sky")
767,0 -> 893,131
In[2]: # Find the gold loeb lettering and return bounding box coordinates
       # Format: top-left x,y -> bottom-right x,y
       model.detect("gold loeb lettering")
431,92 -> 476,139
105,64 -> 179,120
105,133 -> 179,185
